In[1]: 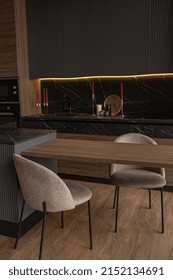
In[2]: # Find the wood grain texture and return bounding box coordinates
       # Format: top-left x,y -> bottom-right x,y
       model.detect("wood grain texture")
58,134 -> 110,178
22,138 -> 173,168
0,182 -> 173,260
0,0 -> 18,77
57,134 -> 173,184
14,0 -> 41,116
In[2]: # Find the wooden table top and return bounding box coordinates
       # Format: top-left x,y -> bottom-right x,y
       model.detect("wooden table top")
21,138 -> 173,168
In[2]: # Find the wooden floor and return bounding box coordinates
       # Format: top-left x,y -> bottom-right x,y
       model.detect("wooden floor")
1,181 -> 173,260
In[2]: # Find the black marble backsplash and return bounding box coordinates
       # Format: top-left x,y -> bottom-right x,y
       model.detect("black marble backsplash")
41,75 -> 173,119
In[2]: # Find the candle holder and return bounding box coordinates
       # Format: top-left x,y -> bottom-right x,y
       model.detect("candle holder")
45,105 -> 48,114
91,80 -> 95,116
121,100 -> 124,118
92,98 -> 95,116
120,82 -> 124,117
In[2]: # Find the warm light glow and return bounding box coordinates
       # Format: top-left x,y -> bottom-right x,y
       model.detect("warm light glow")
39,73 -> 173,81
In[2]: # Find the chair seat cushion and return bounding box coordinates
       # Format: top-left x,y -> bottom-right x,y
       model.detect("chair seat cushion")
63,179 -> 92,206
110,169 -> 166,188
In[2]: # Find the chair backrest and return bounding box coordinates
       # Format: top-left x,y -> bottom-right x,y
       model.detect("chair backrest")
110,133 -> 165,177
13,154 -> 75,212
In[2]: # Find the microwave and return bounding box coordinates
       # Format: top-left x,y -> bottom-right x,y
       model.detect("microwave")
0,78 -> 19,102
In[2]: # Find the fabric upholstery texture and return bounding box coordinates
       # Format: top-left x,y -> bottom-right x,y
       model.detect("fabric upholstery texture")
110,133 -> 166,188
13,154 -> 92,212
110,169 -> 166,188
64,179 -> 92,206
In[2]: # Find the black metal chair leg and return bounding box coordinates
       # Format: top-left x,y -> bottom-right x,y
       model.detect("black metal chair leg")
115,186 -> 120,232
39,201 -> 47,260
88,200 -> 92,249
161,188 -> 164,233
149,189 -> 151,209
113,185 -> 117,208
60,211 -> 64,228
14,199 -> 25,249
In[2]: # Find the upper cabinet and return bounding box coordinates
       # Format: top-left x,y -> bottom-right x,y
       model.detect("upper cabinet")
0,0 -> 18,77
26,0 -> 173,78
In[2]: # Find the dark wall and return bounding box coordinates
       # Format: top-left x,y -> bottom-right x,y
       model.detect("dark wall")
26,0 -> 173,78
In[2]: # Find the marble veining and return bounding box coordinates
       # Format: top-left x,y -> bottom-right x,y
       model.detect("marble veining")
22,76 -> 173,140
0,128 -> 56,144
21,118 -> 173,139
41,76 -> 173,119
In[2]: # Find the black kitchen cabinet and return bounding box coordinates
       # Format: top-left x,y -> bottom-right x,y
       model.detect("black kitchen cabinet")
26,0 -> 173,78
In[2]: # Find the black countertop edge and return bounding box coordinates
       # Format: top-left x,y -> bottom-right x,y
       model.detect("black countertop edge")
21,114 -> 173,125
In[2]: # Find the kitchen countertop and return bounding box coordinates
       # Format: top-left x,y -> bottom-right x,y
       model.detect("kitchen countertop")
0,128 -> 56,144
21,113 -> 173,125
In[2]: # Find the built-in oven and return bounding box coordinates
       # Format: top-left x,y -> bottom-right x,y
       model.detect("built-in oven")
0,78 -> 20,128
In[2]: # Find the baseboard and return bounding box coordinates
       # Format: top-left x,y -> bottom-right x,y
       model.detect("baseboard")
0,210 -> 43,238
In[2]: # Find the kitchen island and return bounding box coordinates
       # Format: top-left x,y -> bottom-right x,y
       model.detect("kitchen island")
0,128 -> 56,237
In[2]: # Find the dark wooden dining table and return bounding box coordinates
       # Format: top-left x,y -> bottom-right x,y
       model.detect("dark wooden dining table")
21,138 -> 173,168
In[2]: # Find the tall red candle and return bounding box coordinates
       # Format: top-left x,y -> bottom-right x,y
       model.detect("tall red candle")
121,82 -> 124,101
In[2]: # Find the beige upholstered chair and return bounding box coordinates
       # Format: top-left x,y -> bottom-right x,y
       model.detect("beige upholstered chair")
13,154 -> 92,260
110,133 -> 166,233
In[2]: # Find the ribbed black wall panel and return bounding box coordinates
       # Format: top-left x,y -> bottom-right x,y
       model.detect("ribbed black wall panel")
0,145 -> 18,222
26,0 -> 173,77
